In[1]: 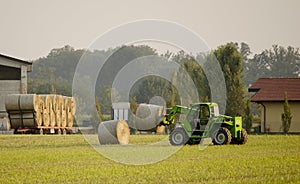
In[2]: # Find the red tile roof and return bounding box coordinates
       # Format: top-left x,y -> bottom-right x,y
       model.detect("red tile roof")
248,78 -> 300,102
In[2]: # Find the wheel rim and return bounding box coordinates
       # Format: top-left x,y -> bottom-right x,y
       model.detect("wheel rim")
172,132 -> 183,144
216,133 -> 225,144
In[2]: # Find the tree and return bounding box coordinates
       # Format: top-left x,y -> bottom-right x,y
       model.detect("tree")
242,45 -> 300,86
213,43 -> 245,116
244,98 -> 253,133
281,92 -> 292,133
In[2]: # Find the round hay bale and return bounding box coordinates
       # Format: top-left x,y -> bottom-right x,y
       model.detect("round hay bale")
64,97 -> 72,114
5,94 -> 21,111
40,95 -> 51,127
49,109 -> 56,127
156,125 -> 165,134
70,97 -> 76,115
134,104 -> 165,131
42,108 -> 50,126
61,109 -> 67,127
66,111 -> 73,127
10,113 -> 36,128
40,95 -> 52,111
35,109 -> 42,126
57,95 -> 64,111
49,95 -> 59,112
19,94 -> 39,111
98,120 -> 130,145
55,110 -> 61,126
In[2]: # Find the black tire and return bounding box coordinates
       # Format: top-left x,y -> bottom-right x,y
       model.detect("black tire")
212,127 -> 232,145
237,128 -> 248,144
169,128 -> 189,146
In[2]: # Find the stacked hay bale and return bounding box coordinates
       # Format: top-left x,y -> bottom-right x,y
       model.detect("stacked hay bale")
5,94 -> 76,129
5,94 -> 41,128
40,95 -> 51,126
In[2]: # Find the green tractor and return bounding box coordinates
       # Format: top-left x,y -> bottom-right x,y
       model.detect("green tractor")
161,103 -> 248,146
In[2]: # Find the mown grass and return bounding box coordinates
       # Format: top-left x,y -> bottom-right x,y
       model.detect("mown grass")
0,134 -> 299,183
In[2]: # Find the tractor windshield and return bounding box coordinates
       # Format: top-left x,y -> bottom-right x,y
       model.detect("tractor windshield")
210,105 -> 219,117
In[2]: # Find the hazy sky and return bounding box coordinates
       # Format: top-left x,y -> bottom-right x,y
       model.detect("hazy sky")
0,0 -> 299,60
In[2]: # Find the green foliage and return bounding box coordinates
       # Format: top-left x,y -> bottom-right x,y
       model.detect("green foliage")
0,135 -> 299,183
244,98 -> 253,133
214,43 -> 245,116
243,45 -> 300,86
281,92 -> 293,133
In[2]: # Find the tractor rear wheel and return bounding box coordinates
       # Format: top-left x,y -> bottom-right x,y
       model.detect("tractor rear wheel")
237,128 -> 248,144
169,128 -> 189,146
212,127 -> 232,145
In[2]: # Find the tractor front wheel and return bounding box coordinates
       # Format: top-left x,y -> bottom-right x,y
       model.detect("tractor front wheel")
237,128 -> 248,144
212,127 -> 232,145
169,128 -> 189,146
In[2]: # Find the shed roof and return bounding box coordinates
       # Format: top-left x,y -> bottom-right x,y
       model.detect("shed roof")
248,78 -> 300,102
0,54 -> 32,65
0,53 -> 32,71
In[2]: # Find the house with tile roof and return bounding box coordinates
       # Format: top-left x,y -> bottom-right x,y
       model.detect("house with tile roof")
248,78 -> 300,133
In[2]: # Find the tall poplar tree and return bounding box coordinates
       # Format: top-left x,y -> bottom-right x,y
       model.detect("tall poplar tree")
214,43 -> 245,116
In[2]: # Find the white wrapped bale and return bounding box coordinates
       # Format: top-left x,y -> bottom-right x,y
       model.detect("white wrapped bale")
5,94 -> 42,127
98,120 -> 130,145
134,104 -> 165,131
5,94 -> 21,110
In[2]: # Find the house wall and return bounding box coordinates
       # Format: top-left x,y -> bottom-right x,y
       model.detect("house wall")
261,102 -> 300,133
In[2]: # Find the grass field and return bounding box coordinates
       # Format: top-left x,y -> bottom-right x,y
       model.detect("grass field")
0,134 -> 299,184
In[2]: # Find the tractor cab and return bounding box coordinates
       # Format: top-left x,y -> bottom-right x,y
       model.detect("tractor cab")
187,103 -> 219,130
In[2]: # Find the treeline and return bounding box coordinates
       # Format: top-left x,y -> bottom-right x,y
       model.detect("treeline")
28,43 -> 300,130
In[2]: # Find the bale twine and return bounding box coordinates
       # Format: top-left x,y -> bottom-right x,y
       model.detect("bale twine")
98,120 -> 130,145
134,104 -> 165,131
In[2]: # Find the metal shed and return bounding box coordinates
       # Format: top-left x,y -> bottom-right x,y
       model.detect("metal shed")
0,54 -> 32,130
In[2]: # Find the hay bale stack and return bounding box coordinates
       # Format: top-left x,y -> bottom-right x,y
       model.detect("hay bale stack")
5,94 -> 21,110
19,94 -> 40,111
70,97 -> 76,116
98,120 -> 130,145
5,94 -> 42,128
50,95 -> 59,126
61,108 -> 67,127
40,95 -> 52,127
50,95 -> 59,112
134,104 -> 165,131
57,95 -> 66,126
